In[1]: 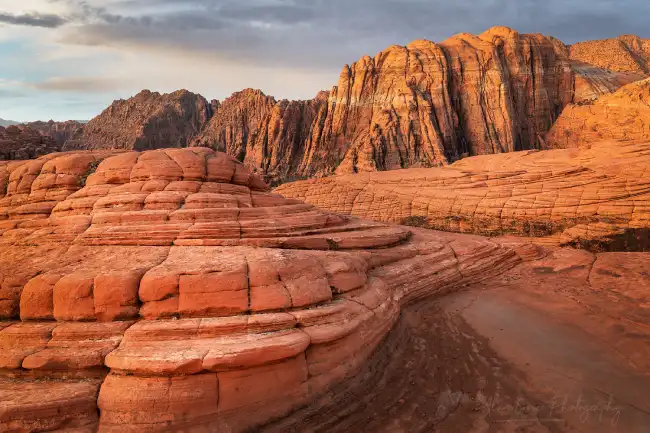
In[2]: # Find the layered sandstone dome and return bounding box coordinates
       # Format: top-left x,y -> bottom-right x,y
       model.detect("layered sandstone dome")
276,140 -> 650,250
0,148 -> 520,432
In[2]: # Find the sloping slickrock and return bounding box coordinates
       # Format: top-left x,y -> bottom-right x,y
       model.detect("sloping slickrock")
569,35 -> 650,75
0,148 -> 521,432
276,140 -> 650,250
63,90 -> 212,151
546,78 -> 650,149
569,61 -> 644,102
0,125 -> 61,160
23,120 -> 85,147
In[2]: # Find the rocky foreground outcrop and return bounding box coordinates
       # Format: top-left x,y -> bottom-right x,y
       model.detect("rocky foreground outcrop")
0,148 -> 523,432
24,120 -> 85,147
64,90 -> 212,151
0,125 -> 60,160
546,78 -> 650,148
276,140 -> 650,250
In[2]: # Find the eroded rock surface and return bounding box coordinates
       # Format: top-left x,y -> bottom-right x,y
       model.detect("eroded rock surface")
24,120 -> 85,147
0,148 -> 521,432
64,90 -> 212,151
191,89 -> 328,184
276,140 -> 650,250
569,35 -> 650,75
546,78 -> 650,148
0,125 -> 60,160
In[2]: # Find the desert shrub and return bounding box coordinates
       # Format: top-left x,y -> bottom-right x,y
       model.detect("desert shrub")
401,215 -> 429,228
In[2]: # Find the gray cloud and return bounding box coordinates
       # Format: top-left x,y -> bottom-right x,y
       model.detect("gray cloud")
51,0 -> 650,72
0,12 -> 68,28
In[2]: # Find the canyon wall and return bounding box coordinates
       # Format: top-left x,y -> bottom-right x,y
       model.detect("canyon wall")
7,28 -> 648,181
0,125 -> 60,160
63,89 -> 212,151
24,120 -> 85,147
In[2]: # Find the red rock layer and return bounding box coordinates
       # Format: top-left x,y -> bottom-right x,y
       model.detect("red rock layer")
569,35 -> 650,75
546,78 -> 650,148
64,89 -> 212,151
24,120 -> 85,147
191,89 -> 328,184
0,125 -> 60,160
0,148 -> 520,432
53,28 -> 642,183
276,140 -> 650,249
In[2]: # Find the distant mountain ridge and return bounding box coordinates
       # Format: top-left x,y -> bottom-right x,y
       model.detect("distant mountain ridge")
0,119 -> 19,127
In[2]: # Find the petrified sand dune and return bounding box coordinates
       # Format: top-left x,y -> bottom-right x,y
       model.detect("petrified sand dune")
0,148 -> 524,432
276,140 -> 650,250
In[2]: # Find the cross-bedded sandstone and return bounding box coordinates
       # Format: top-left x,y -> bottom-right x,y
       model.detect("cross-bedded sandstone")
0,148 -> 521,432
276,140 -> 650,250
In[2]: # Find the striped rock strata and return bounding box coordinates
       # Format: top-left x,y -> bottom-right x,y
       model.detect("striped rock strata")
276,140 -> 650,251
0,148 -> 520,432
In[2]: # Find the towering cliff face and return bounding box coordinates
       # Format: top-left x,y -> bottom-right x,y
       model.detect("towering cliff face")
297,27 -> 576,176
23,120 -> 84,147
192,89 -> 328,184
545,78 -> 650,149
7,28 -> 645,182
569,35 -> 650,75
0,125 -> 60,160
64,89 -> 212,151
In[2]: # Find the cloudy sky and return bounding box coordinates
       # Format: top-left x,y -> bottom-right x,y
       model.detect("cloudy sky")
1,0 -> 649,121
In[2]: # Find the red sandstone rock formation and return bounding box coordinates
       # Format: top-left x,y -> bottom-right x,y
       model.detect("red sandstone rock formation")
24,120 -> 85,147
63,89 -> 212,151
191,89 -> 328,184
276,140 -> 650,250
0,148 -> 522,432
546,78 -> 650,148
569,35 -> 650,75
38,27 -> 640,183
292,27 -> 637,177
0,125 -> 60,160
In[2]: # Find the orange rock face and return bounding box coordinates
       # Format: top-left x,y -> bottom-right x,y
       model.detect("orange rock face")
0,148 -> 521,432
64,90 -> 212,151
546,78 -> 650,148
191,89 -> 328,184
276,140 -> 650,250
30,28 -> 642,184
0,125 -> 61,160
569,35 -> 650,75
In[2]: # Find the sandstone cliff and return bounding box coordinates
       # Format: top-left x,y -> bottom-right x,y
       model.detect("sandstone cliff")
546,78 -> 650,148
569,35 -> 650,75
64,89 -> 212,151
24,120 -> 84,147
0,125 -> 60,160
192,89 -> 329,184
